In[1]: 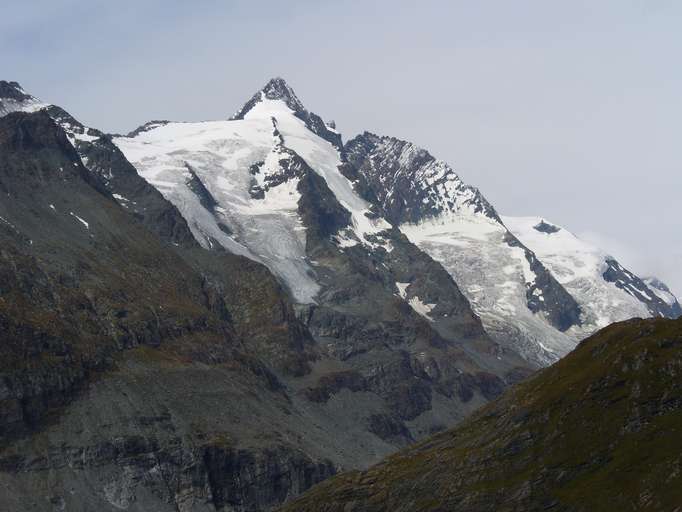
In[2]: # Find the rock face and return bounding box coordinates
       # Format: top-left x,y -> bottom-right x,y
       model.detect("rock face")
282,316 -> 682,512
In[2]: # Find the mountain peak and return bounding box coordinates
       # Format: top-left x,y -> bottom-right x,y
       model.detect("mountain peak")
0,80 -> 32,101
260,77 -> 304,110
231,77 -> 306,120
0,80 -> 45,118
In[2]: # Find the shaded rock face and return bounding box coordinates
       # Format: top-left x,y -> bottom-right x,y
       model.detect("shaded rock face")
0,355 -> 338,512
203,444 -> 336,511
503,232 -> 582,332
344,132 -> 499,226
45,105 -> 198,248
282,316 -> 682,512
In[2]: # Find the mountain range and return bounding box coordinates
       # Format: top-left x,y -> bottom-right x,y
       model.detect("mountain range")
0,77 -> 679,511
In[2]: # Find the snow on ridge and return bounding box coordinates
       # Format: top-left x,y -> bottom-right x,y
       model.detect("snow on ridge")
643,277 -> 678,307
503,215 -> 652,330
244,98 -> 392,246
115,106 -> 315,303
0,90 -> 47,118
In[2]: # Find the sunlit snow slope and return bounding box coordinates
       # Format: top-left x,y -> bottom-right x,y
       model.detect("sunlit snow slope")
115,85 -> 389,303
345,132 -> 680,365
504,216 -> 682,328
401,215 -> 575,365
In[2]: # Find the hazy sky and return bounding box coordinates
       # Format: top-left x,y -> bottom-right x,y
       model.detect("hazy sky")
3,1 -> 681,294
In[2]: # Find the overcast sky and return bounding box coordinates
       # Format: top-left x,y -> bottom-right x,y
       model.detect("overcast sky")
3,1 -> 681,294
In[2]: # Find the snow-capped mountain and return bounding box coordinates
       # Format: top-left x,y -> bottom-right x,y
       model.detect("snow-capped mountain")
2,77 -> 678,369
114,83 -> 391,304
344,131 -> 680,364
504,216 -> 682,325
345,133 -> 584,365
1,78 -> 520,460
1,77 -> 680,511
112,79 -> 515,375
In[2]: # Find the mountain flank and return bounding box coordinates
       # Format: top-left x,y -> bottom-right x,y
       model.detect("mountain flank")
282,315 -> 682,511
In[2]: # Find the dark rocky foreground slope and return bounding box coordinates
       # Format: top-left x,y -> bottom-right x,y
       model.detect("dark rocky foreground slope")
282,315 -> 682,512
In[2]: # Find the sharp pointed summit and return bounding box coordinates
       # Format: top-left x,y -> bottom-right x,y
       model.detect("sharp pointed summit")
260,77 -> 305,111
231,76 -> 343,149
232,77 -> 306,120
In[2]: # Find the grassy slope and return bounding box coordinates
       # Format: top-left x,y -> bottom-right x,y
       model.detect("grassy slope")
283,316 -> 682,512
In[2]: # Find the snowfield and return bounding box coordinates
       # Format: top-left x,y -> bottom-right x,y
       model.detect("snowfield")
504,216 -> 653,329
115,94 -> 390,304
402,214 -> 576,366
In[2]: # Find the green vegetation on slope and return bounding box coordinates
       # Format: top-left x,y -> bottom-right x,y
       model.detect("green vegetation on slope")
283,316 -> 682,512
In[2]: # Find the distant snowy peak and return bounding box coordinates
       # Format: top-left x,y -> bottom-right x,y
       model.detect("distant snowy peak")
232,77 -> 305,119
231,77 -> 343,150
602,258 -> 681,318
0,80 -> 46,117
504,216 -> 681,327
345,132 -> 499,225
114,81 -> 394,302
0,81 -> 32,101
643,277 -> 682,317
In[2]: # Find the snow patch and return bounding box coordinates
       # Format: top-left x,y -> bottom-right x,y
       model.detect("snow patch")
408,296 -> 436,321
70,212 -> 89,229
396,282 -> 410,299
